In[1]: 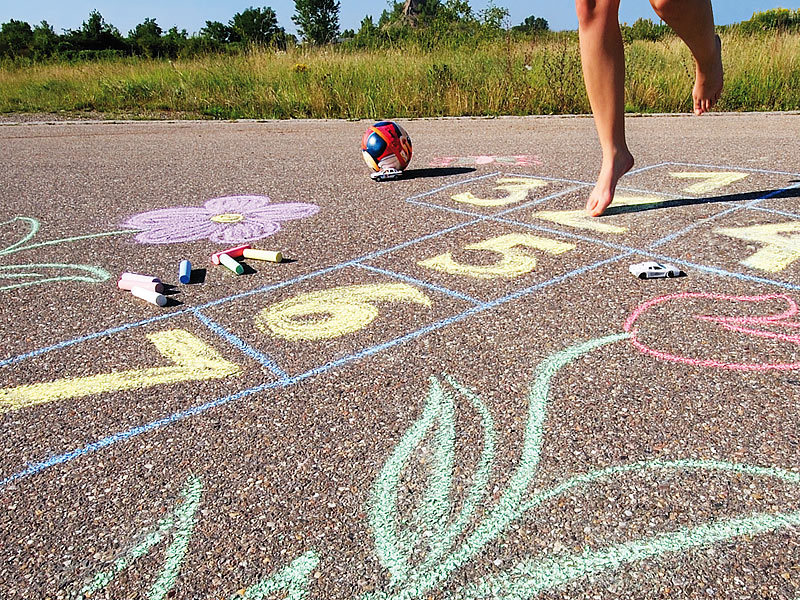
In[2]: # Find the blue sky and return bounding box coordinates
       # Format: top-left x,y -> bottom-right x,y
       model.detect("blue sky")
1,1 -> 795,36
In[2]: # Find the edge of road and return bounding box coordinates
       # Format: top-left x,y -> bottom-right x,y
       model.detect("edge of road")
2,110 -> 799,127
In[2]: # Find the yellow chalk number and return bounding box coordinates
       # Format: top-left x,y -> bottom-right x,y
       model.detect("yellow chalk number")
671,171 -> 748,194
716,222 -> 800,273
451,178 -> 548,207
0,329 -> 240,412
418,233 -> 575,279
256,283 -> 432,341
532,195 -> 664,234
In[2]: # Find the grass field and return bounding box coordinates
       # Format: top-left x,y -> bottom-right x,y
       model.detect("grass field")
1,31 -> 798,119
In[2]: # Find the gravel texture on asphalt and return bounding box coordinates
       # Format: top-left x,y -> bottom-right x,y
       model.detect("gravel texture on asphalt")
1,113 -> 800,599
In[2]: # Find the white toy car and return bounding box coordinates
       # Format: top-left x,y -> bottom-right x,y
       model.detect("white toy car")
371,167 -> 403,181
629,261 -> 683,279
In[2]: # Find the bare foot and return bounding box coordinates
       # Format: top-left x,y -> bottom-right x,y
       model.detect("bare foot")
693,35 -> 723,116
586,150 -> 635,217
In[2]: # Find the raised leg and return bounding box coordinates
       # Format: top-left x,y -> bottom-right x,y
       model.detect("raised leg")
649,0 -> 723,116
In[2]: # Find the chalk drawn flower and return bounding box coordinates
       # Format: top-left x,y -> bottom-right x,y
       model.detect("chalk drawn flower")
123,195 -> 319,245
624,292 -> 800,371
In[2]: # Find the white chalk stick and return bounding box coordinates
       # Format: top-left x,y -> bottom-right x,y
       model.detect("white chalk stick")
131,286 -> 167,307
218,252 -> 243,275
242,249 -> 282,263
118,279 -> 164,293
121,272 -> 161,284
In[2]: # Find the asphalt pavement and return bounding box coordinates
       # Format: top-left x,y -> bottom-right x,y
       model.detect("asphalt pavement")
1,112 -> 800,599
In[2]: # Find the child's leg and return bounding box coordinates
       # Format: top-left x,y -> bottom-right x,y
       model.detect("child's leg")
649,0 -> 723,115
576,0 -> 635,217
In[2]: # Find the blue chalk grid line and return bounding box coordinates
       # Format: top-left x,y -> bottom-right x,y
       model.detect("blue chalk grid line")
667,160 -> 800,178
192,310 -> 290,382
354,263 -> 487,307
2,164 -> 800,488
0,251 -> 636,489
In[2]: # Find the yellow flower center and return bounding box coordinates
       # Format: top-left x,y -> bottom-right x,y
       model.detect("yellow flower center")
210,213 -> 244,224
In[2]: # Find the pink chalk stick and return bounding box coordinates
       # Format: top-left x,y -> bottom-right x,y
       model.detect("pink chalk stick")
118,279 -> 164,293
121,272 -> 161,284
211,244 -> 251,265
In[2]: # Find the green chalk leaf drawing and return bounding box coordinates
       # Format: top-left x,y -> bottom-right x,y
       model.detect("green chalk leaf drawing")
74,475 -> 203,600
0,263 -> 110,291
0,216 -> 137,292
365,333 -> 800,599
69,332 -> 800,599
457,506 -> 800,599
232,551 -> 319,600
75,473 -> 320,600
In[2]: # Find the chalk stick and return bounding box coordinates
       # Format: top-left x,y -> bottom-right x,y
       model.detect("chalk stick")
242,249 -> 282,263
118,279 -> 164,293
121,272 -> 161,284
211,244 -> 251,265
131,286 -> 167,307
218,252 -> 244,275
179,260 -> 192,284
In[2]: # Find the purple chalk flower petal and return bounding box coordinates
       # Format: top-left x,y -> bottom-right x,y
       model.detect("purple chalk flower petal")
209,220 -> 282,244
123,207 -> 210,229
204,195 -> 273,214
248,203 -> 320,221
124,195 -> 318,245
134,221 -> 220,244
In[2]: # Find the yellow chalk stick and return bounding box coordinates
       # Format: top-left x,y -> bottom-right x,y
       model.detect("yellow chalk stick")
242,249 -> 282,263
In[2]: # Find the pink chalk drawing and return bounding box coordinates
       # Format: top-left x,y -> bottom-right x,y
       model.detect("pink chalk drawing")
624,292 -> 800,371
429,155 -> 542,168
123,195 -> 319,245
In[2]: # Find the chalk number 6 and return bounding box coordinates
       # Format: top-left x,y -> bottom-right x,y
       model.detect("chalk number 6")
256,283 -> 432,341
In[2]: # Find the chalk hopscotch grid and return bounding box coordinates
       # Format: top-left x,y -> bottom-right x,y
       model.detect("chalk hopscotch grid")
0,183 -> 583,371
13,160 -> 787,369
2,163 -> 800,489
192,310 -> 290,382
0,250 -> 641,490
0,217 -> 486,370
406,168 -> 800,290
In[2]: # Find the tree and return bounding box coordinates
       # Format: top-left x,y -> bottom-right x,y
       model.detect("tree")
32,21 -> 59,58
129,18 -> 162,56
0,20 -> 34,58
512,14 -> 549,34
396,0 -> 444,25
480,2 -> 509,30
292,0 -> 341,44
229,6 -> 283,44
63,10 -> 127,52
161,27 -> 188,57
200,20 -> 232,44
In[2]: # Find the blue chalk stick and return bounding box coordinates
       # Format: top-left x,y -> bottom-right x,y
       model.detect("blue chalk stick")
179,260 -> 192,284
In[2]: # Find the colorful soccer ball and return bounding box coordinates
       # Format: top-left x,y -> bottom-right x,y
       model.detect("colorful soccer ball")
361,121 -> 413,172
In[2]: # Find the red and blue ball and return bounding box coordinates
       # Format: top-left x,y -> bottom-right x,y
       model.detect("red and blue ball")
361,121 -> 413,173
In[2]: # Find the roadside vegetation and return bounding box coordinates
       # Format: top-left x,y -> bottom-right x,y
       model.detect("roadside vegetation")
0,6 -> 798,119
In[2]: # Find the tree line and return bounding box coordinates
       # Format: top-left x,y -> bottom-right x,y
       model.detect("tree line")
0,0 -> 550,61
1,2 -> 796,62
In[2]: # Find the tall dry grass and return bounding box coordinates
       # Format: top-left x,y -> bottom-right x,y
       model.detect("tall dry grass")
1,31 -> 798,119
